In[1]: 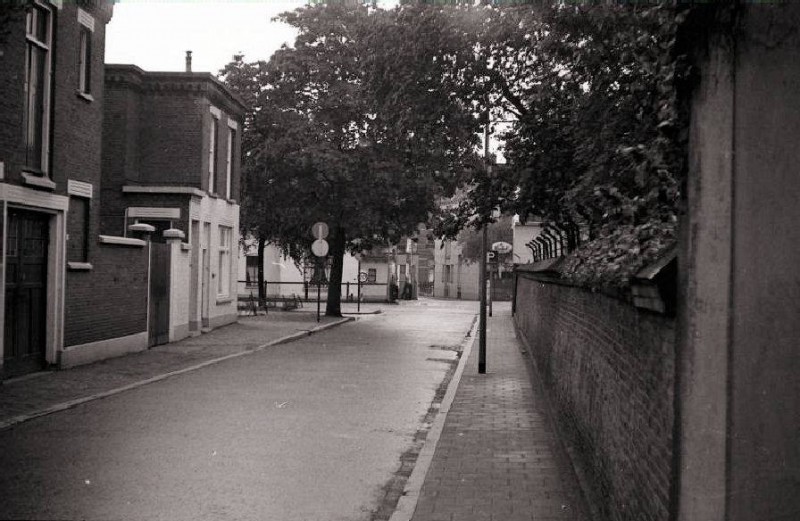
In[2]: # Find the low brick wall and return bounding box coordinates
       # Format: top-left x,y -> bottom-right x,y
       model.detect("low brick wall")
65,243 -> 149,347
514,272 -> 675,521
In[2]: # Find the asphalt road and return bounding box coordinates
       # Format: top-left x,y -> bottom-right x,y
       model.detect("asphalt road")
0,299 -> 477,521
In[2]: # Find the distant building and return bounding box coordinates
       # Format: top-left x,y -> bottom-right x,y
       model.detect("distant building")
511,215 -> 544,265
237,240 -> 360,301
433,239 -> 480,300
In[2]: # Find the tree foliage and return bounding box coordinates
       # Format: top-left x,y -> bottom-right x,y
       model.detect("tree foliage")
221,3 -> 480,315
458,215 -> 514,265
226,1 -> 692,299
435,2 -> 690,288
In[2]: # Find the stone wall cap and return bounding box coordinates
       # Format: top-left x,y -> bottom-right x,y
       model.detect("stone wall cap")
163,229 -> 186,240
635,247 -> 677,281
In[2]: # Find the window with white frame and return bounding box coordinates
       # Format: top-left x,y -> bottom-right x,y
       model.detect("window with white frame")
77,8 -> 94,96
78,28 -> 91,94
217,226 -> 232,296
208,110 -> 220,193
24,1 -> 53,173
225,126 -> 235,199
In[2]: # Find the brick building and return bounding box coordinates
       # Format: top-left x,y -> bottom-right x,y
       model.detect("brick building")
0,0 -> 151,377
0,2 -> 244,379
102,63 -> 246,340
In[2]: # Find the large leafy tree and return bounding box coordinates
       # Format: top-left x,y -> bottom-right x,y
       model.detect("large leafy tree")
222,3 -> 480,316
434,2 -> 689,288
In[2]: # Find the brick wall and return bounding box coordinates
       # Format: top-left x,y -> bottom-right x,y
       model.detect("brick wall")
51,3 -> 107,192
514,273 -> 675,521
99,191 -> 191,238
0,2 -> 108,189
139,94 -> 205,187
64,243 -> 149,347
101,82 -> 142,235
0,7 -> 26,181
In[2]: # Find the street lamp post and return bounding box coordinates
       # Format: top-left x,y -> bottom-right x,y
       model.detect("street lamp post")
479,223 -> 488,374
478,109 -> 490,375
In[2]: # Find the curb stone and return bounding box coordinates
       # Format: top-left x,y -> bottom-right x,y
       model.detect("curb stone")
388,317 -> 479,521
0,317 -> 354,432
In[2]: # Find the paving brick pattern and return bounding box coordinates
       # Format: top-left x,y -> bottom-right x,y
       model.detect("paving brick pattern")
0,311 -> 347,427
411,305 -> 588,521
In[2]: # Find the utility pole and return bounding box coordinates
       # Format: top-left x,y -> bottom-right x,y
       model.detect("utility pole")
479,109 -> 490,375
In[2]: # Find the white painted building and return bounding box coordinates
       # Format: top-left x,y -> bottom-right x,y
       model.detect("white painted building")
433,239 -> 480,300
512,215 -> 544,265
237,239 -> 361,300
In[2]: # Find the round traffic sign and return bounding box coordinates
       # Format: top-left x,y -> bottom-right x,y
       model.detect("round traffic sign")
311,222 -> 329,240
491,241 -> 513,254
358,271 -> 368,283
311,239 -> 329,257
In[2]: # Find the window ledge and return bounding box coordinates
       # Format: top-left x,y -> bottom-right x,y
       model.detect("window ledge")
22,172 -> 56,190
67,262 -> 93,271
98,235 -> 146,247
208,192 -> 220,199
181,242 -> 191,251
216,296 -> 233,304
76,91 -> 94,103
123,185 -> 206,197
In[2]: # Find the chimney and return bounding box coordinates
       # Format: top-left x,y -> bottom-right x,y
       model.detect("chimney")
185,50 -> 192,72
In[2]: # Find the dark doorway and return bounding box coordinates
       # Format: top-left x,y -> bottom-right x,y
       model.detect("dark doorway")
4,209 -> 50,378
148,242 -> 170,347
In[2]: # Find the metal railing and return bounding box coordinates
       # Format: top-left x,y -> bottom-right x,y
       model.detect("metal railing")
238,280 -> 389,302
527,223 -> 584,262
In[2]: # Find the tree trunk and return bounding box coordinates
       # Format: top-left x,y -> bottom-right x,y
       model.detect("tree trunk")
325,226 -> 346,317
257,236 -> 266,308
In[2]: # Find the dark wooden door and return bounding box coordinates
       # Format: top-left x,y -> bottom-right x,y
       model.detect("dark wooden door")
148,242 -> 170,347
4,209 -> 49,378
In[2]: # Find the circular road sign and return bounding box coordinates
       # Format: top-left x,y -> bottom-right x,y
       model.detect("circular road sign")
491,241 -> 513,254
358,271 -> 368,283
311,222 -> 329,240
311,239 -> 329,257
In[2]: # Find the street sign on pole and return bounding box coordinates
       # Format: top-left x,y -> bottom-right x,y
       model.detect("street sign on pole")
479,225 -> 488,374
311,222 -> 329,240
311,239 -> 329,257
310,228 -> 329,323
491,241 -> 513,254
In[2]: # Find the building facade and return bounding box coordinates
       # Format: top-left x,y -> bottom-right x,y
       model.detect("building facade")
0,2 -> 244,379
0,0 -> 152,376
433,239 -> 479,300
102,64 -> 246,340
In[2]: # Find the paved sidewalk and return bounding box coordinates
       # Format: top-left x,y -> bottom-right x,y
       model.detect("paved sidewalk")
0,311 -> 351,430
409,304 -> 588,521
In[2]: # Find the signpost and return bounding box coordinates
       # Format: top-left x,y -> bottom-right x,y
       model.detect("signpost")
488,242 -> 511,317
311,222 -> 329,322
479,225 -> 487,374
358,270 -> 368,313
491,241 -> 513,254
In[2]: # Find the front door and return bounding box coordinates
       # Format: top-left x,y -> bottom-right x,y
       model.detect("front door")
4,209 -> 49,378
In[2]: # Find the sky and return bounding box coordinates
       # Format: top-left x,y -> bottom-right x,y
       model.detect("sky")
105,0 -> 507,159
105,1 -> 308,74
